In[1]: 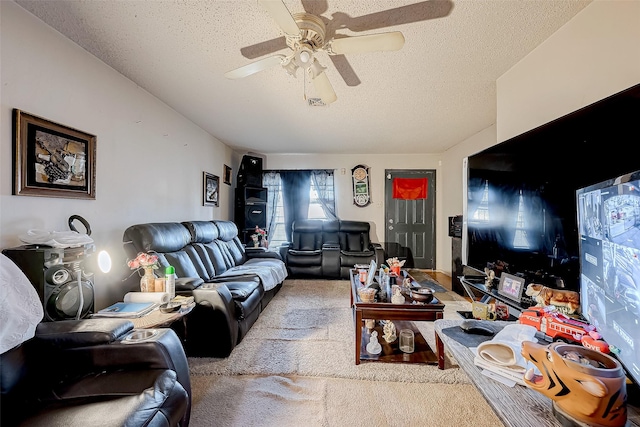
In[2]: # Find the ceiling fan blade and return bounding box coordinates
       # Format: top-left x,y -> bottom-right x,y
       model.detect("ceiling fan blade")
224,55 -> 286,79
258,0 -> 300,37
240,36 -> 287,59
301,0 -> 328,16
312,71 -> 337,104
331,1 -> 454,33
328,55 -> 361,87
328,32 -> 405,55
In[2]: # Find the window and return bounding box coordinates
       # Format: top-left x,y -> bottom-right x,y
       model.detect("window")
263,171 -> 335,249
512,189 -> 531,249
471,180 -> 490,222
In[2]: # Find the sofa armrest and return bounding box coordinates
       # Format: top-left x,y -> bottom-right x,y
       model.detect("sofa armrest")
321,243 -> 340,278
35,319 -> 134,350
278,243 -> 291,263
176,276 -> 205,292
33,328 -> 192,427
246,248 -> 283,260
188,285 -> 239,357
371,242 -> 385,265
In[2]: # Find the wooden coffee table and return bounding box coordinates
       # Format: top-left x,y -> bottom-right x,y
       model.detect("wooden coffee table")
350,269 -> 445,365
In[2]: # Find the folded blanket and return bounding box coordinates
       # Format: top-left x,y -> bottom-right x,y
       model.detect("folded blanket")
220,260 -> 287,292
476,324 -> 537,373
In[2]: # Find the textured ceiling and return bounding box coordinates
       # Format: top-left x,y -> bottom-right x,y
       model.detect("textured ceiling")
15,0 -> 592,155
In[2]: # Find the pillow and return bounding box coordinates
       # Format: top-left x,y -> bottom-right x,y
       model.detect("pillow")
0,254 -> 44,354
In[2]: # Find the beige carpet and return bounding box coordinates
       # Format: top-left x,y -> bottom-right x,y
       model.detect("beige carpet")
189,279 -> 501,426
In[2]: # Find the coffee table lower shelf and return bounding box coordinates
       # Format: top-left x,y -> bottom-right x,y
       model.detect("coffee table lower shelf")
359,320 -> 437,364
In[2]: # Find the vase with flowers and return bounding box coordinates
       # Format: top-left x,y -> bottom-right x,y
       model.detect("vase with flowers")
386,257 -> 406,277
251,226 -> 268,248
127,252 -> 159,292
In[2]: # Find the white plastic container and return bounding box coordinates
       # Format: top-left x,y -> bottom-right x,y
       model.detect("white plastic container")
165,265 -> 175,299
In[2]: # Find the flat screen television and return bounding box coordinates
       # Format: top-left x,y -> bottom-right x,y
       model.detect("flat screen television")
464,162 -> 578,290
577,169 -> 640,387
462,83 -> 640,292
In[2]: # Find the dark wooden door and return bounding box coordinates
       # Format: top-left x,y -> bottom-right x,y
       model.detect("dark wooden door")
384,169 -> 436,269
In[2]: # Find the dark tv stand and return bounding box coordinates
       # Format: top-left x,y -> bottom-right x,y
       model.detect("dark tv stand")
459,276 -> 532,317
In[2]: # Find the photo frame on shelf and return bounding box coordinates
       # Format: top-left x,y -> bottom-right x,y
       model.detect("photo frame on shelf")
203,171 -> 219,207
13,109 -> 96,199
223,164 -> 232,185
497,272 -> 525,302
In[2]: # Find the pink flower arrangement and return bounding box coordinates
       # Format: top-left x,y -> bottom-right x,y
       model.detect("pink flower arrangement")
252,226 -> 267,238
386,257 -> 406,269
127,252 -> 159,270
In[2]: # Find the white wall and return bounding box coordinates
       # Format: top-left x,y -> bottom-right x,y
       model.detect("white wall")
497,0 -> 640,142
1,2 -> 234,308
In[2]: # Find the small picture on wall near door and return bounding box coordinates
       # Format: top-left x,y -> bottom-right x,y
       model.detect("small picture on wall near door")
223,164 -> 232,185
203,172 -> 219,207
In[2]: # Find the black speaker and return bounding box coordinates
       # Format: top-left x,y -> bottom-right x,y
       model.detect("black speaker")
237,155 -> 263,188
244,204 -> 266,229
234,186 -> 268,238
451,237 -> 464,296
2,245 -> 95,321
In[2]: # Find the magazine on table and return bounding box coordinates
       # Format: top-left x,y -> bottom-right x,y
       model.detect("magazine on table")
93,301 -> 158,318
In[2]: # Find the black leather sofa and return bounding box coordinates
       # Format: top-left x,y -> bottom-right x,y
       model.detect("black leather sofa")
122,220 -> 287,357
0,319 -> 191,427
279,219 -> 384,279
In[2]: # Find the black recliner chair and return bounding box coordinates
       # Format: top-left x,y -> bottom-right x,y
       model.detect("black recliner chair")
0,319 -> 192,427
0,253 -> 191,427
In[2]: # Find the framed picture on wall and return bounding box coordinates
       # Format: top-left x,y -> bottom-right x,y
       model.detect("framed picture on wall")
223,164 -> 232,185
13,109 -> 96,199
203,171 -> 219,207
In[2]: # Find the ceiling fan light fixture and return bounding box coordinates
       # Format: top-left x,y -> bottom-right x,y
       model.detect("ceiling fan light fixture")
282,57 -> 299,76
308,58 -> 325,79
294,46 -> 315,69
299,51 -> 311,63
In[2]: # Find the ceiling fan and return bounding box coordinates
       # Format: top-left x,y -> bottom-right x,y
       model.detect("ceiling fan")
224,0 -> 413,104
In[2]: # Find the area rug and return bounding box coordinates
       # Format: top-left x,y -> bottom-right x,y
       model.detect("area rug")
190,374 -> 501,427
189,279 -> 468,383
189,279 -> 501,426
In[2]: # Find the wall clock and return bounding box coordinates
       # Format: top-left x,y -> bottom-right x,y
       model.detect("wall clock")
352,165 -> 371,207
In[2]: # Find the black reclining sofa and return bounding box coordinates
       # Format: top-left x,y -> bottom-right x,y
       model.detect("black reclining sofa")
279,219 -> 384,279
1,318 -> 192,427
122,220 -> 287,357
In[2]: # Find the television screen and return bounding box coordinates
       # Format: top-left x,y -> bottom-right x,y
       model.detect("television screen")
465,166 -> 578,290
577,169 -> 640,387
463,83 -> 640,292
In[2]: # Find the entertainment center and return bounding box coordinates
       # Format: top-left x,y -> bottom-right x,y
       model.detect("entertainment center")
460,83 -> 640,406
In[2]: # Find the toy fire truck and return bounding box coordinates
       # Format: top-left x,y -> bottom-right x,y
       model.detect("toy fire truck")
518,306 -> 609,353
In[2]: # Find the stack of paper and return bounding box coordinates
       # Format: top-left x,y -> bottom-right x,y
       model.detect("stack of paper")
473,354 -> 526,386
93,301 -> 158,318
473,324 -> 538,387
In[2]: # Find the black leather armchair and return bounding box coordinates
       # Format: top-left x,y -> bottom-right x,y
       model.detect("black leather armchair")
0,319 -> 191,427
338,220 -> 385,278
280,219 -> 384,279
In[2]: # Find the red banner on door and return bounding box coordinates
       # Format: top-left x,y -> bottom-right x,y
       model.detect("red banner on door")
392,178 -> 428,200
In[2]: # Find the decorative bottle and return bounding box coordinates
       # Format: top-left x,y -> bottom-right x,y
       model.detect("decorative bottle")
165,265 -> 176,299
140,267 -> 155,293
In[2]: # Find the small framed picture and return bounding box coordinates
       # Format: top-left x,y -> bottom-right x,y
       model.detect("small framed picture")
13,109 -> 96,199
497,273 -> 525,302
203,172 -> 219,207
223,164 -> 232,185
